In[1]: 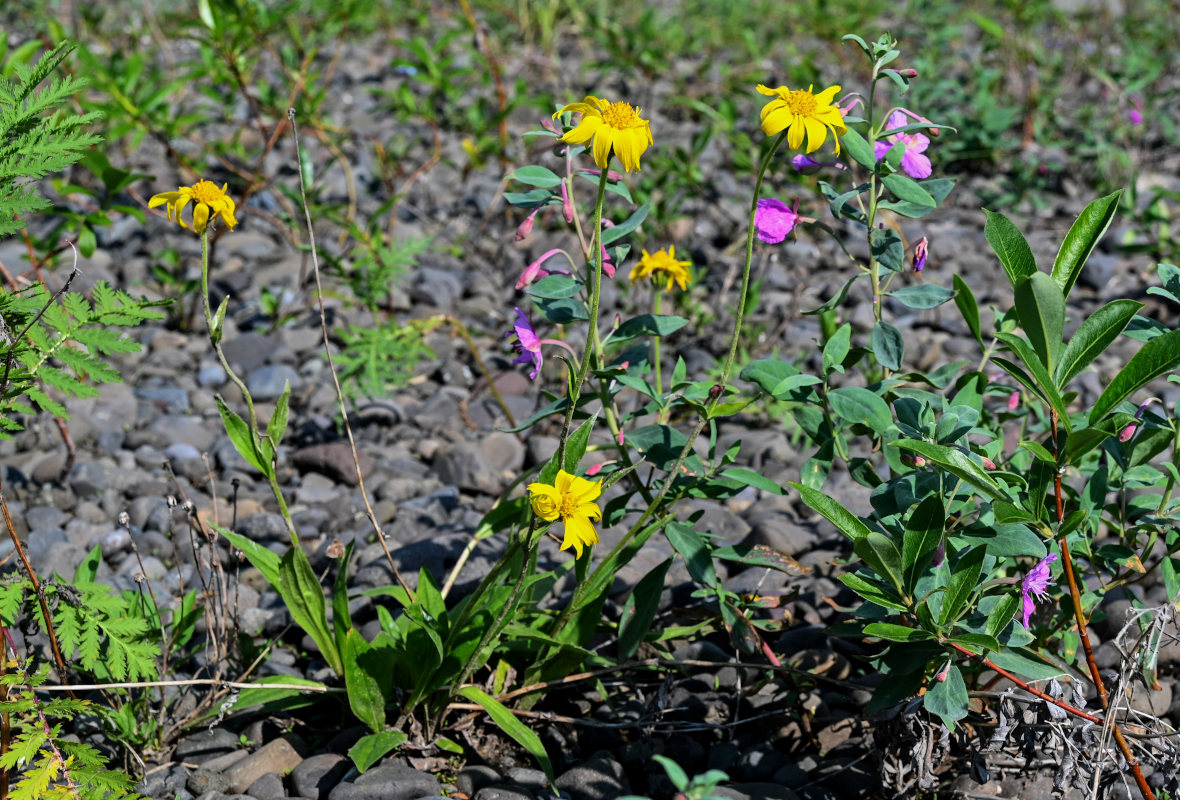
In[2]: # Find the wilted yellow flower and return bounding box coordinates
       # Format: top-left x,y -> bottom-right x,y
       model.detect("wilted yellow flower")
527,469 -> 602,558
630,246 -> 691,292
149,180 -> 238,234
756,83 -> 846,154
553,96 -> 652,173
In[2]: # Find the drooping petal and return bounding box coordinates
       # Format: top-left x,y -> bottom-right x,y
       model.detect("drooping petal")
901,150 -> 932,179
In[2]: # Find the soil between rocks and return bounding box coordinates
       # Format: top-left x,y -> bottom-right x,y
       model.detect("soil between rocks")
2,12 -> 1180,800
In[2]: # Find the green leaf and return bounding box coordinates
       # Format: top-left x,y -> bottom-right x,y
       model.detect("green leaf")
827,386 -> 893,436
924,664 -> 969,729
882,173 -> 936,207
891,440 -> 1008,500
988,646 -> 1066,681
628,424 -> 704,474
953,274 -> 983,346
1055,299 -> 1142,387
871,228 -> 905,272
853,532 -> 905,596
878,178 -> 955,219
1014,272 -> 1065,372
216,395 -> 268,475
601,202 -> 650,245
940,546 -> 986,626
280,548 -> 342,675
343,630 -> 386,734
1051,190 -> 1122,298
803,273 -> 861,315
528,275 -> 582,299
511,165 -> 563,188
994,332 -> 1071,429
1063,416 -> 1133,466
618,558 -> 672,658
887,284 -> 956,310
958,524 -> 1047,558
788,482 -> 872,540
903,495 -> 943,592
1089,328 -> 1180,424
840,572 -> 908,610
984,209 -> 1037,289
822,323 -> 852,374
458,686 -> 554,785
216,524 -> 281,591
348,731 -> 408,773
863,622 -> 933,642
1019,440 -> 1057,464
986,594 -> 1020,638
73,544 -> 102,584
267,380 -> 292,448
666,521 -> 717,587
606,314 -> 688,345
872,321 -> 904,370
840,127 -> 877,169
720,467 -> 783,495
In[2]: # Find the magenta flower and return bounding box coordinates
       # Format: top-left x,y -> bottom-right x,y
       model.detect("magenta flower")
874,111 -> 932,179
507,307 -> 543,379
515,248 -> 571,289
755,198 -> 815,244
1020,553 -> 1058,629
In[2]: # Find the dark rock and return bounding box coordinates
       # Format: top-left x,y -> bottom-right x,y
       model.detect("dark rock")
714,784 -> 801,800
224,737 -> 304,793
736,744 -> 789,782
505,768 -> 549,790
328,764 -> 440,800
248,364 -> 300,401
431,441 -> 501,494
237,512 -> 292,542
245,772 -> 287,800
474,787 -> 536,800
68,462 -> 109,499
455,765 -> 502,797
554,753 -> 629,800
135,386 -> 191,414
187,769 -> 230,796
293,443 -> 373,487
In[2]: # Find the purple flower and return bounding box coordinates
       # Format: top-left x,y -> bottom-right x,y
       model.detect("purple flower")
874,111 -> 932,179
1020,553 -> 1058,629
913,236 -> 928,272
755,198 -> 804,244
507,307 -> 542,379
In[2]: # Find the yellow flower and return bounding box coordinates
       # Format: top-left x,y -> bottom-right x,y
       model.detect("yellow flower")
553,96 -> 652,173
527,469 -> 603,558
149,180 -> 238,234
630,246 -> 691,292
756,83 -> 846,154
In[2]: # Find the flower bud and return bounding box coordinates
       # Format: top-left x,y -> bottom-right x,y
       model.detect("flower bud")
913,236 -> 928,273
560,181 -> 574,224
900,453 -> 926,468
1119,422 -> 1137,443
898,68 -> 919,78
982,456 -> 996,470
1007,391 -> 1020,412
515,208 -> 539,241
541,117 -> 558,133
709,384 -> 724,400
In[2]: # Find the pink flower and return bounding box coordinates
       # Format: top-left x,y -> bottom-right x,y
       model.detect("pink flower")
560,181 -> 574,223
1007,391 -> 1020,412
913,236 -> 928,272
874,111 -> 932,179
1120,397 -> 1158,441
1020,553 -> 1058,629
515,249 -> 570,289
516,208 -> 539,241
507,307 -> 543,380
755,198 -> 806,244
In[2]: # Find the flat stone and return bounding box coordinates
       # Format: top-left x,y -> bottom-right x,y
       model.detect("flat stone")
174,728 -> 242,765
224,737 -> 304,794
290,753 -> 349,800
246,771 -> 287,800
328,764 -> 440,800
292,443 -> 373,487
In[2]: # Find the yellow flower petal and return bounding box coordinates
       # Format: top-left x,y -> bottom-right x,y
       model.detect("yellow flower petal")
755,82 -> 844,154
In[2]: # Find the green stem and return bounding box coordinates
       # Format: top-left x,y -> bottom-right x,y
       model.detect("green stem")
557,167 -> 610,469
200,229 -> 297,544
652,291 -> 664,422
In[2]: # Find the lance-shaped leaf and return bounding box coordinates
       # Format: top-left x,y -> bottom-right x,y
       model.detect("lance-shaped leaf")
891,440 -> 1008,500
1051,190 -> 1122,298
994,332 -> 1071,431
1055,299 -> 1142,388
1089,328 -> 1180,424
1014,273 -> 1065,373
788,482 -> 872,540
984,209 -> 1037,289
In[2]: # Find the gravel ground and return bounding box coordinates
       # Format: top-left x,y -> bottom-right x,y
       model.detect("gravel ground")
2,11 -> 1180,800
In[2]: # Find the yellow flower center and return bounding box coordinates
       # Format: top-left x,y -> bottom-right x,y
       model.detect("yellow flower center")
783,89 -> 818,116
558,494 -> 582,518
192,180 -> 224,204
602,101 -> 641,129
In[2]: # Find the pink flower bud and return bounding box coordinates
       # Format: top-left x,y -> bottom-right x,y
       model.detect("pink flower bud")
1119,423 -> 1137,443
899,68 -> 919,78
982,456 -> 996,470
560,181 -> 574,224
1007,391 -> 1020,412
516,248 -> 563,289
541,118 -> 558,133
617,429 -> 625,446
900,453 -> 926,468
585,462 -> 605,477
515,208 -> 539,241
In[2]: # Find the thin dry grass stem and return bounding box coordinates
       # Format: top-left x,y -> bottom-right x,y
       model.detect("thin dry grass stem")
286,108 -> 411,597
1048,407 -> 1155,800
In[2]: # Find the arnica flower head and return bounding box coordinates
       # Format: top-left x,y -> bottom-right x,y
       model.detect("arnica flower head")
756,83 -> 846,154
755,198 -> 813,244
527,469 -> 603,558
1021,553 -> 1058,629
553,96 -> 653,173
507,307 -> 542,380
149,180 -> 238,234
630,246 -> 691,292
874,111 -> 932,179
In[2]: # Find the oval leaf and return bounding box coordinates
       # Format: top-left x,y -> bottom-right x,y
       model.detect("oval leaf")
828,386 -> 893,435
888,284 -> 956,309
984,209 -> 1037,289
